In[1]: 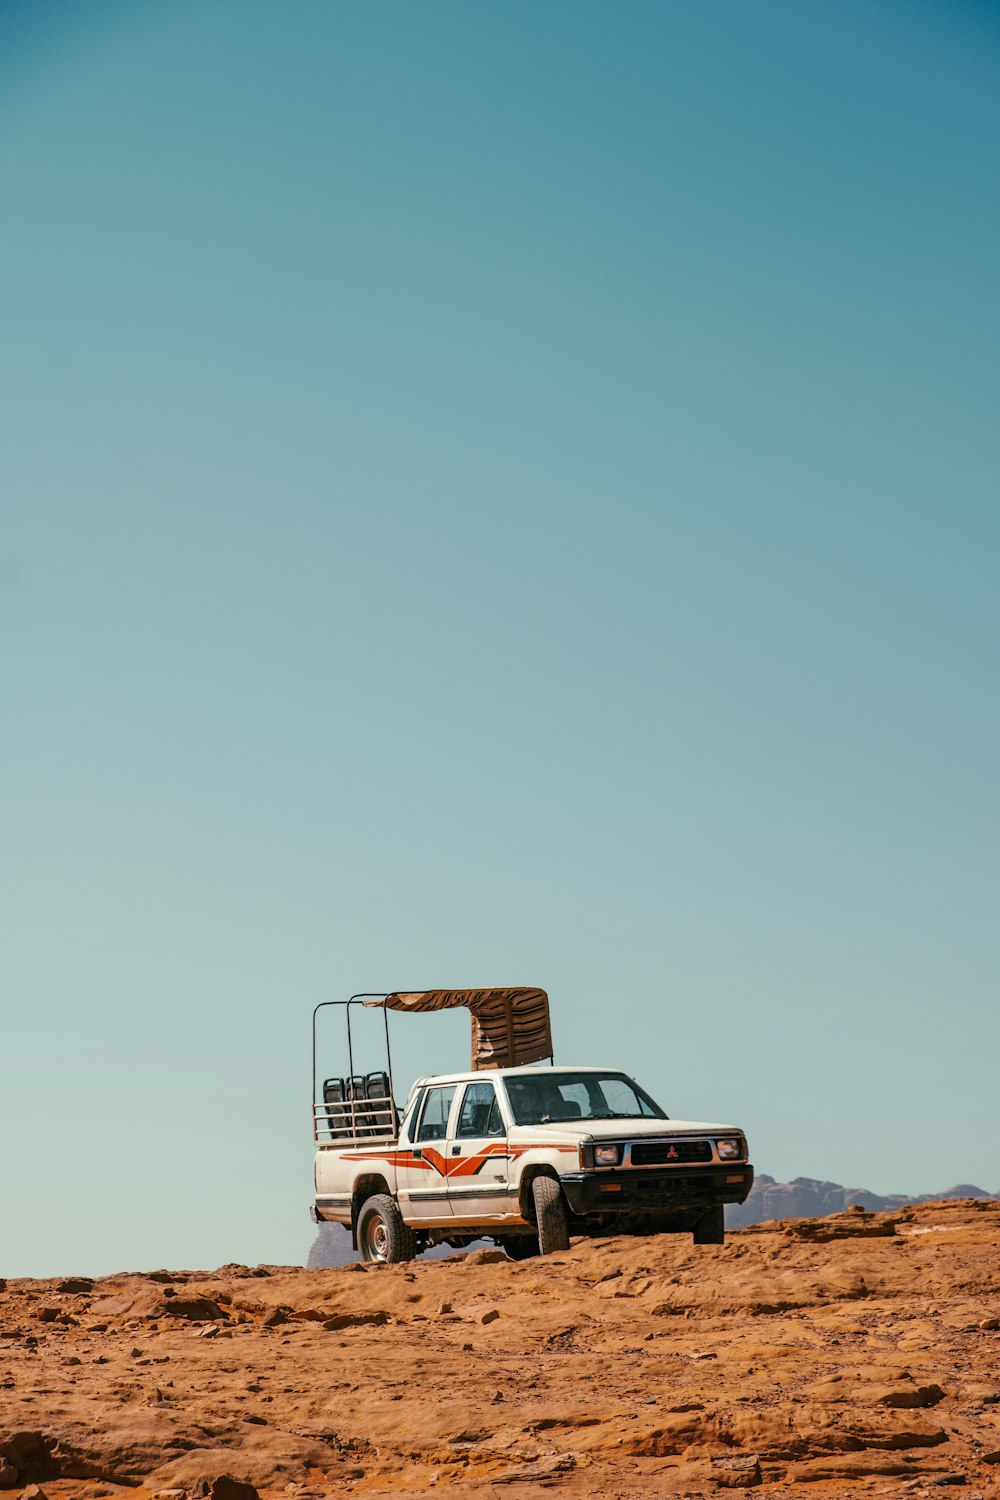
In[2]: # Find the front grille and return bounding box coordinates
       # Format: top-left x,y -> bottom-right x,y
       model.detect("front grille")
631,1139 -> 713,1166
635,1174 -> 714,1197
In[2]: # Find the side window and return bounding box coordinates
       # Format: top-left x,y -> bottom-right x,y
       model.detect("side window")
485,1094 -> 505,1137
457,1082 -> 501,1139
416,1085 -> 457,1142
402,1089 -> 425,1137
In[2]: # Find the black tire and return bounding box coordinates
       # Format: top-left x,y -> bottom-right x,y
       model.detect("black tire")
357,1193 -> 417,1264
532,1175 -> 570,1255
692,1205 -> 725,1245
497,1236 -> 539,1262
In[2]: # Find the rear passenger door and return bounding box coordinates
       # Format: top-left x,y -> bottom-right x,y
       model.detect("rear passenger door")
395,1083 -> 458,1222
445,1081 -> 512,1224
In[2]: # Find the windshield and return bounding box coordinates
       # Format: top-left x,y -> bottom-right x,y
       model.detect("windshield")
502,1071 -> 667,1126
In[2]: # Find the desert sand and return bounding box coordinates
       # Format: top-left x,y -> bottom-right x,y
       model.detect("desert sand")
3,1198 -> 1000,1498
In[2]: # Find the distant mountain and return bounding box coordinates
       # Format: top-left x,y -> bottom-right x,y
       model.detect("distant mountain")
306,1179 -> 999,1265
726,1176 -> 999,1229
307,1223 -> 359,1268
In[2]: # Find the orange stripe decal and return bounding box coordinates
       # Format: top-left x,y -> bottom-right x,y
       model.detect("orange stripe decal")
339,1141 -> 577,1175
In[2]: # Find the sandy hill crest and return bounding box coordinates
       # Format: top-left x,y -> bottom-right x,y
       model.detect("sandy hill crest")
4,1197 -> 1000,1498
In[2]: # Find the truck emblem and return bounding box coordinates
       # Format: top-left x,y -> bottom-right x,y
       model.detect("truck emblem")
667,1146 -> 678,1159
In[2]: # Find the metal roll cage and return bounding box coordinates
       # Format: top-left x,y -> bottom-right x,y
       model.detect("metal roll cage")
312,994 -> 396,1146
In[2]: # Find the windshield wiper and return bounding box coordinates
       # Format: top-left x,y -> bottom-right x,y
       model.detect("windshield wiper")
533,1110 -> 660,1124
588,1111 -> 662,1120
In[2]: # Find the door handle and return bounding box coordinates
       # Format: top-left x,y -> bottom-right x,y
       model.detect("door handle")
451,1145 -> 461,1156
412,1149 -> 422,1159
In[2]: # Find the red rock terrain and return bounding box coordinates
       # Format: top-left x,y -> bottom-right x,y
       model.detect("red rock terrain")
4,1198 -> 1000,1498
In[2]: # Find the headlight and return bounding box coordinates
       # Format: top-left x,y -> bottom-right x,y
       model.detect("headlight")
593,1144 -> 622,1168
716,1138 -> 743,1161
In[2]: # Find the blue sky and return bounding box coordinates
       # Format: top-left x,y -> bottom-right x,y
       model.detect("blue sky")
2,0 -> 998,1276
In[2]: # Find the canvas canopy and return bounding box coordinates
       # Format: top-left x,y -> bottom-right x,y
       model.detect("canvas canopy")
370,987 -> 553,1071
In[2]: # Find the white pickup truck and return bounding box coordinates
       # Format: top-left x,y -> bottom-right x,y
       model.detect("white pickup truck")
311,990 -> 753,1263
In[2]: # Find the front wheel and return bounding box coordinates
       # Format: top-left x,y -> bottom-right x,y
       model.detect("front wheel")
357,1193 -> 417,1263
692,1205 -> 725,1245
532,1175 -> 570,1255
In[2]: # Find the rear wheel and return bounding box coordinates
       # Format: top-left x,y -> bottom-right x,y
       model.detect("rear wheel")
497,1235 -> 539,1261
357,1193 -> 417,1264
532,1175 -> 570,1255
692,1205 -> 725,1245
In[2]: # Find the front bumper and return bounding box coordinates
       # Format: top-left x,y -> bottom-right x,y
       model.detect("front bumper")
560,1163 -> 754,1218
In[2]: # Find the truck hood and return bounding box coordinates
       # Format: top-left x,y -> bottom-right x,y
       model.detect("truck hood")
508,1117 -> 743,1145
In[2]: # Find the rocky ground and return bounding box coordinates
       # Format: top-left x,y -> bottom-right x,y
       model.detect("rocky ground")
3,1198 -> 1000,1499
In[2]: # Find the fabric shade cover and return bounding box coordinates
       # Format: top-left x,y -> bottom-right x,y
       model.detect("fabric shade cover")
375,987 -> 553,1071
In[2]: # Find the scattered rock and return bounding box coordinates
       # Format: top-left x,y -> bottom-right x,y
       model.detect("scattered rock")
710,1452 -> 762,1488
877,1383 -> 946,1408
0,1431 -> 51,1476
480,1308 -> 500,1325
493,1453 -> 576,1482
208,1478 -> 260,1500
88,1288 -> 226,1324
786,1453 -> 934,1481
147,1436 -> 330,1491
870,1420 -> 949,1450
786,1212 -> 899,1241
321,1311 -> 388,1331
166,1296 -> 228,1322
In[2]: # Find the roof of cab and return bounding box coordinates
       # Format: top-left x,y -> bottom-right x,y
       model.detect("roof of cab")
407,1064 -> 632,1089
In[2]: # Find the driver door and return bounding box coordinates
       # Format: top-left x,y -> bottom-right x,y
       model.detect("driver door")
444,1080 -> 513,1224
